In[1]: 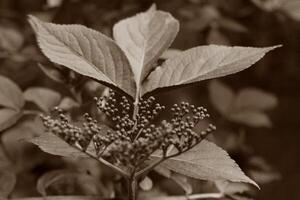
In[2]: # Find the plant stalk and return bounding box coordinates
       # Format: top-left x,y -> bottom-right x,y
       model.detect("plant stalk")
127,177 -> 137,200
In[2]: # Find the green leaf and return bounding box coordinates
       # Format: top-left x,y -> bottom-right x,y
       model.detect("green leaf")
150,140 -> 258,188
29,16 -> 136,98
234,88 -> 278,111
24,87 -> 61,112
113,4 -> 179,85
0,75 -> 24,110
142,45 -> 280,95
29,132 -> 89,158
0,170 -> 16,198
228,110 -> 272,128
0,108 -> 22,132
208,80 -> 234,115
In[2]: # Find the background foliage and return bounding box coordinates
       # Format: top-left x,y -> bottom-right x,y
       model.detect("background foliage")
0,0 -> 299,199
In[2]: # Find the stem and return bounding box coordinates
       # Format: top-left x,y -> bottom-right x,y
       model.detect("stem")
66,140 -> 130,178
23,110 -> 41,115
188,193 -> 223,199
158,193 -> 224,200
127,177 -> 138,200
132,86 -> 140,121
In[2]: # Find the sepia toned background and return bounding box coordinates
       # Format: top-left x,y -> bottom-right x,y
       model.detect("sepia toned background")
0,0 -> 299,199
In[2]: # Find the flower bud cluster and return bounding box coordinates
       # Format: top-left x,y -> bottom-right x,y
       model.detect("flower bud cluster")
165,102 -> 216,152
41,89 -> 216,169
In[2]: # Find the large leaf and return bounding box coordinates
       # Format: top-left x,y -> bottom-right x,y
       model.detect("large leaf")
113,5 -> 179,85
150,140 -> 258,187
29,16 -> 136,98
24,87 -> 61,112
29,132 -> 88,158
142,45 -> 279,95
29,124 -> 114,158
0,75 -> 24,110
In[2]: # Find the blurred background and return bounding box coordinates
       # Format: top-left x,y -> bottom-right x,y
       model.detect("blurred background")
0,0 -> 299,199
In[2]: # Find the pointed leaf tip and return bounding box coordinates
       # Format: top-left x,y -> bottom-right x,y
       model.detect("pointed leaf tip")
29,15 -> 136,97
142,45 -> 281,95
150,140 -> 259,189
148,3 -> 157,12
113,5 -> 179,87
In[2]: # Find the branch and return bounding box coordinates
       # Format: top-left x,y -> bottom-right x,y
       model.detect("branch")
63,140 -> 130,178
80,147 -> 130,178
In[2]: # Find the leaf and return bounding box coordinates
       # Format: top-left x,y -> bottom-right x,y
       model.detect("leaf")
2,117 -> 44,170
251,0 -> 282,11
29,16 -> 136,98
154,166 -> 192,194
215,180 -> 250,195
113,4 -> 179,85
29,132 -> 89,158
37,169 -> 101,196
12,196 -> 103,200
150,140 -> 258,188
218,18 -> 248,33
207,29 -> 230,46
0,170 -> 16,198
24,87 -> 61,112
208,80 -> 234,115
234,88 -> 278,111
139,176 -> 153,191
47,0 -> 63,8
0,146 -> 11,169
39,63 -> 65,83
58,97 -> 79,110
142,45 -> 280,95
281,0 -> 300,21
0,108 -> 22,132
0,75 -> 24,110
37,169 -> 71,196
0,25 -> 24,52
154,165 -> 171,177
228,110 -> 272,128
169,173 -> 192,195
160,49 -> 182,60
